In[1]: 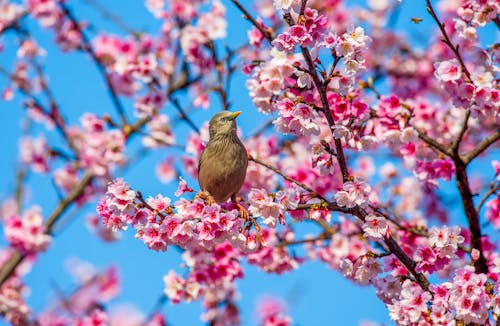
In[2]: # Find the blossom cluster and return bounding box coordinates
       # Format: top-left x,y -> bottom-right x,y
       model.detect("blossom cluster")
4,206 -> 51,254
70,114 -> 126,176
272,8 -> 327,52
334,179 -> 374,209
96,178 -> 310,309
273,98 -> 321,136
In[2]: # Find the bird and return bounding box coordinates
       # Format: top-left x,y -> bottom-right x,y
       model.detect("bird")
197,110 -> 248,218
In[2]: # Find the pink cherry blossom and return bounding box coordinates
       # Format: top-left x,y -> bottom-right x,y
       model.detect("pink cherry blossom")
362,214 -> 389,239
434,59 -> 462,82
4,206 -> 51,254
334,179 -> 372,208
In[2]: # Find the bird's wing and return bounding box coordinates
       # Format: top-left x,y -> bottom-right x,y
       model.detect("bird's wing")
198,148 -> 205,178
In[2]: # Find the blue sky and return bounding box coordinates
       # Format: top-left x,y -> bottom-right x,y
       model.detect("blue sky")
0,0 -> 498,325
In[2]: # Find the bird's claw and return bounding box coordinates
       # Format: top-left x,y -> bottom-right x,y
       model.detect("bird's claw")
206,195 -> 216,206
236,202 -> 249,220
196,191 -> 216,206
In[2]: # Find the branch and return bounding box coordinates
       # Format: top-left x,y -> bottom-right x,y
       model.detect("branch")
463,129 -> 500,164
413,126 -> 452,156
451,109 -> 471,154
249,156 -> 326,201
426,0 -> 472,81
229,0 -> 274,44
207,41 -> 230,110
277,233 -> 329,247
350,206 -> 430,291
81,0 -> 137,35
169,97 -> 200,134
299,46 -> 349,183
476,182 -> 500,214
0,172 -> 94,287
59,3 -> 128,125
0,61 -> 78,156
453,158 -> 488,273
294,202 -> 431,291
493,17 -> 500,30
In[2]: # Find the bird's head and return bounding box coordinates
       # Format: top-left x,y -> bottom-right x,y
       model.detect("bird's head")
208,111 -> 241,139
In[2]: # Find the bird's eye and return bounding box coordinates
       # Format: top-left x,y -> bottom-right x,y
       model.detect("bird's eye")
220,117 -> 227,122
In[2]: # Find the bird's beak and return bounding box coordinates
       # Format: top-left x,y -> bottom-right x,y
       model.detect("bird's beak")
230,111 -> 241,120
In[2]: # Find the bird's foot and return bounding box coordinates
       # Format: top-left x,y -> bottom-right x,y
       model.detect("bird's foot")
196,191 -> 216,206
236,202 -> 249,220
232,196 -> 249,220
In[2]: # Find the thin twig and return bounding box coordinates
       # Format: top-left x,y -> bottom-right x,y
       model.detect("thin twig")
229,0 -> 274,44
247,118 -> 274,139
207,41 -> 230,110
169,97 -> 200,134
81,0 -> 137,35
277,233 -> 329,247
249,156 -> 326,201
426,0 -> 472,81
59,3 -> 128,125
476,182 -> 500,214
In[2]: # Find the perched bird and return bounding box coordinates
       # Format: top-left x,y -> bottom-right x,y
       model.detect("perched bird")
197,111 -> 248,216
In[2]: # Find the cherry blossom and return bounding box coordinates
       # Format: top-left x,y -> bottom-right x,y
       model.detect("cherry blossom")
4,206 -> 51,254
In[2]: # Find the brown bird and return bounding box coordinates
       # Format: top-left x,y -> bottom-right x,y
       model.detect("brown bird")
197,111 -> 248,217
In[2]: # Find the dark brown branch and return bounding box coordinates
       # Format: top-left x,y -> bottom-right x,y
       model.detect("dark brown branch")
207,42 -> 230,110
229,0 -> 274,44
0,12 -> 27,35
15,168 -> 26,210
426,0 -> 472,81
299,46 -> 349,182
169,97 -> 200,134
384,236 -> 430,289
351,206 -> 430,291
463,129 -> 500,164
414,127 -> 452,156
453,158 -> 488,273
295,202 -> 431,291
493,17 -> 500,30
451,109 -> 471,154
476,182 -> 500,214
